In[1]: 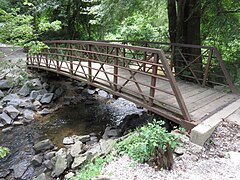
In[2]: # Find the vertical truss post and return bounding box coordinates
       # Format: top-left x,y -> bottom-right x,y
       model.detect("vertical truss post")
149,53 -> 158,107
69,44 -> 73,76
113,48 -> 119,92
88,44 -> 92,82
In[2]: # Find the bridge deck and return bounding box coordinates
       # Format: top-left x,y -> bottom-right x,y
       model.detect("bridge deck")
29,60 -> 240,125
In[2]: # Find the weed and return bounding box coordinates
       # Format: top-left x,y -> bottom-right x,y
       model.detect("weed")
0,146 -> 9,158
73,154 -> 114,180
115,119 -> 180,163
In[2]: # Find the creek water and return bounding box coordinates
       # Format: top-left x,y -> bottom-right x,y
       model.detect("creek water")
0,98 -> 143,179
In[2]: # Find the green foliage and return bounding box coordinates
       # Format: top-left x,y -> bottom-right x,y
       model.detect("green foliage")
0,146 -> 9,158
25,41 -> 49,54
115,120 -> 180,163
73,154 -> 113,180
0,6 -> 61,53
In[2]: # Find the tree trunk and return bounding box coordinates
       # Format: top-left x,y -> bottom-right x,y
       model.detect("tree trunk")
167,0 -> 202,81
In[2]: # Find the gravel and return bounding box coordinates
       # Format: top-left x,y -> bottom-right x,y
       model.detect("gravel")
99,120 -> 240,180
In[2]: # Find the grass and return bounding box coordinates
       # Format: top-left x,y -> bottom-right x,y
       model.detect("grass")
72,154 -> 114,180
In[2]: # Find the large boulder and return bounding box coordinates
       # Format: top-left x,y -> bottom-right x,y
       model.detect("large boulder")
0,80 -> 11,90
33,139 -> 54,153
40,93 -> 54,104
3,105 -> 20,119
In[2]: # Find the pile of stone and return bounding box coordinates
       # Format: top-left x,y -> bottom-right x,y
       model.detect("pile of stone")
0,75 -> 65,130
32,128 -> 119,180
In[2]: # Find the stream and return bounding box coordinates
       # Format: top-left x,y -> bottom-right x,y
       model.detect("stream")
0,97 -> 144,179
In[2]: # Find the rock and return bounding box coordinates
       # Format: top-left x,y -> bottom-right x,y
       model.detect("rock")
228,151 -> 240,165
0,105 -> 3,113
33,100 -> 42,109
0,80 -> 11,90
53,87 -> 64,100
71,154 -> 87,169
0,169 -> 10,178
99,139 -> 117,155
7,98 -> 23,107
30,78 -> 43,90
0,90 -> 4,98
38,108 -> 50,115
33,139 -> 54,153
2,94 -> 19,103
36,95 -> 43,101
52,148 -> 72,177
44,151 -> 56,160
11,160 -> 30,179
69,141 -> 83,157
40,93 -> 54,104
13,121 -> 24,126
30,90 -> 47,99
2,127 -> 13,133
18,83 -> 31,96
32,155 -> 43,167
23,109 -> 35,120
86,136 -> 98,145
64,172 -> 75,179
63,136 -> 75,145
0,123 -> 4,127
98,90 -> 110,98
87,89 -> 96,95
174,146 -> 185,156
107,129 -> 121,138
102,127 -> 121,139
73,135 -> 90,143
3,105 -> 20,119
0,112 -> 13,124
19,99 -> 35,110
33,173 -> 47,180
43,160 -> 53,170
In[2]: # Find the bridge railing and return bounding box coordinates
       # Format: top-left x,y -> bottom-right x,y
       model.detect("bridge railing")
101,40 -> 237,94
27,40 -> 193,124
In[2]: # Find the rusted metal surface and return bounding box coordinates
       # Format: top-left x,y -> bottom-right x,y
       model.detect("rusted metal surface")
101,40 -> 237,93
26,40 -> 237,130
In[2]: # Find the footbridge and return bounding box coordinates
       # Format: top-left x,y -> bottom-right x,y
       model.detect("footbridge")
26,40 -> 240,130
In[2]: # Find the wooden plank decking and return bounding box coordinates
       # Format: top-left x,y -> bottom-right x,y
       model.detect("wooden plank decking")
28,60 -> 240,126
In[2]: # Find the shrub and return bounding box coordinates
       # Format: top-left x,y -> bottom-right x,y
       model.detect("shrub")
115,120 -> 180,163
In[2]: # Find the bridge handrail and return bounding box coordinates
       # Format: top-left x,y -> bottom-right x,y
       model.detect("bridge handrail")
101,40 -> 237,94
27,40 -> 216,125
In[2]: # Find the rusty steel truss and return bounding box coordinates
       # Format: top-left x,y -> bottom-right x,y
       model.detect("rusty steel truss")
26,40 -> 237,129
